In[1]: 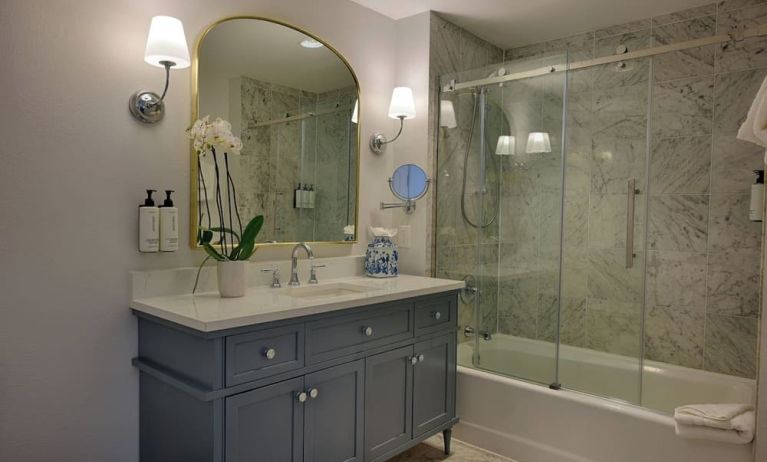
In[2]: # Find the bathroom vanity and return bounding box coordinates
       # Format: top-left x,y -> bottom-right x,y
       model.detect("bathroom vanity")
131,275 -> 463,462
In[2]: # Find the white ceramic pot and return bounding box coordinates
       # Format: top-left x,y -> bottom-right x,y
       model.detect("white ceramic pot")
217,261 -> 248,298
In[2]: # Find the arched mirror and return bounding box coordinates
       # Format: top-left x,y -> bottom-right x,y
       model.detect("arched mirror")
192,17 -> 360,247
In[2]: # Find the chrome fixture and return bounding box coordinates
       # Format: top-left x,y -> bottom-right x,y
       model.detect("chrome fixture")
261,267 -> 282,288
463,326 -> 492,341
129,16 -> 190,124
370,87 -> 416,153
308,263 -> 326,284
289,242 -> 314,286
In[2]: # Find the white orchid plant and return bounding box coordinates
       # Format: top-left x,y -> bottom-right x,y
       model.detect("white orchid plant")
188,117 -> 264,292
188,115 -> 243,157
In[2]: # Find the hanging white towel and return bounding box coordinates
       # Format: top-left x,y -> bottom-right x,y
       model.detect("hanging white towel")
674,404 -> 755,444
737,75 -> 767,162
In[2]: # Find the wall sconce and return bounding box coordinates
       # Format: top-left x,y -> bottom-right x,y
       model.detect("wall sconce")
495,135 -> 516,155
526,132 -> 551,153
129,16 -> 190,124
440,100 -> 457,128
370,87 -> 416,153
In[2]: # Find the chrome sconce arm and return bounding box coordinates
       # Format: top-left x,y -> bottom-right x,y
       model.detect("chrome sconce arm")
129,61 -> 174,124
369,116 -> 405,153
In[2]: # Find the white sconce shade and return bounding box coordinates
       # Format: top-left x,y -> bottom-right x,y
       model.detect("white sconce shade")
495,136 -> 516,155
526,132 -> 551,153
351,99 -> 359,124
388,87 -> 416,120
439,100 -> 457,128
144,16 -> 190,69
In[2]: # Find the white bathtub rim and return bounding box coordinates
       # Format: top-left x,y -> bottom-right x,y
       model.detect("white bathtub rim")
458,365 -> 674,427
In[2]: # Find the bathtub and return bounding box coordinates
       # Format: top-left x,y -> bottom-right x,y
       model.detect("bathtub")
455,334 -> 756,462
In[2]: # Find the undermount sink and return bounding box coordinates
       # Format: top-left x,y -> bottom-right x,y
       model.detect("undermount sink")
285,282 -> 377,299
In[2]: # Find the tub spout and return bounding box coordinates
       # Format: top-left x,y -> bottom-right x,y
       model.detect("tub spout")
464,326 -> 492,341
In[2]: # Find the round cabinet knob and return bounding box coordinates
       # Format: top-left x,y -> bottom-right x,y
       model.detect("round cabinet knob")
432,311 -> 442,320
418,354 -> 425,363
363,326 -> 374,337
410,356 -> 419,366
296,392 -> 308,403
264,348 -> 277,360
308,388 -> 319,399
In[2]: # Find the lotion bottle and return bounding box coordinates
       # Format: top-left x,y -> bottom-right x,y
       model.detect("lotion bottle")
139,189 -> 160,252
160,190 -> 178,252
750,170 -> 764,222
308,184 -> 316,209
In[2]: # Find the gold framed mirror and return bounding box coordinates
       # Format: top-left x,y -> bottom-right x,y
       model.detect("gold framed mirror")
191,17 -> 360,248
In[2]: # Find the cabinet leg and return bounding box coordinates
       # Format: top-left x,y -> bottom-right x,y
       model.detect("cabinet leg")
443,428 -> 452,455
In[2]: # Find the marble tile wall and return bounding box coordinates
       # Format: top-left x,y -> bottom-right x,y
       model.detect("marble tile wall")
499,1 -> 765,379
430,13 -> 505,341
237,77 -> 356,243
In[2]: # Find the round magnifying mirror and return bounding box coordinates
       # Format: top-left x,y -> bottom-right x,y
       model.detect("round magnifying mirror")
390,164 -> 429,201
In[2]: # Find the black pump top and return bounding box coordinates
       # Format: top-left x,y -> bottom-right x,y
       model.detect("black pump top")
755,170 -> 764,184
143,189 -> 157,206
163,190 -> 175,207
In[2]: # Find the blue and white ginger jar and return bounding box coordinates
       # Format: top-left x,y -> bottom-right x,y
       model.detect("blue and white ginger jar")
365,236 -> 398,278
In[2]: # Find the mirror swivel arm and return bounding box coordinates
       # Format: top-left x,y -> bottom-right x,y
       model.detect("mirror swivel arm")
380,199 -> 416,214
370,117 -> 405,153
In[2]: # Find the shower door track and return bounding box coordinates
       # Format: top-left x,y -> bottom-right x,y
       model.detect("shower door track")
442,23 -> 767,92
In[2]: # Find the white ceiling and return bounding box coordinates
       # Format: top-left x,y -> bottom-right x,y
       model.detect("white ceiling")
199,19 -> 355,94
350,0 -> 716,48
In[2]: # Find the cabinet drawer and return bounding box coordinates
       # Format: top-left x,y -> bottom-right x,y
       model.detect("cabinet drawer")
226,324 -> 305,386
414,295 -> 456,335
306,303 -> 413,364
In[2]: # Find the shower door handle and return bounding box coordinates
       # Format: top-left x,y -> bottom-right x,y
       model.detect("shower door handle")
626,179 -> 637,269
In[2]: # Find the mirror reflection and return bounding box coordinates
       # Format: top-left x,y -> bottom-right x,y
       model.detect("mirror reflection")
194,18 -> 359,245
390,164 -> 429,200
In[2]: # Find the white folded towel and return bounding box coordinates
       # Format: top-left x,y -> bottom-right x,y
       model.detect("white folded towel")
674,404 -> 755,444
737,75 -> 767,162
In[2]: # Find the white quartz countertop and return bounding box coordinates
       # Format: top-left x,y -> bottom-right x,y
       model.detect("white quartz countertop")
131,275 -> 464,332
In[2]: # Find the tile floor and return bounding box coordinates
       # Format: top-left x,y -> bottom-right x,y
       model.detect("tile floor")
388,434 -> 513,462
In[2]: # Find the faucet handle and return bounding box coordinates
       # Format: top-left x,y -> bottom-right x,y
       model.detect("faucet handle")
308,264 -> 326,285
261,267 -> 282,288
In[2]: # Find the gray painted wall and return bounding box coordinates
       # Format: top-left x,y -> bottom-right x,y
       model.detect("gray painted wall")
0,1 -> 401,460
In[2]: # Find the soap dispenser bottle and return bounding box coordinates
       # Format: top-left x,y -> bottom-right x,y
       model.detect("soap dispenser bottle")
294,183 -> 302,209
308,184 -> 316,209
750,170 -> 764,222
139,189 -> 160,253
159,190 -> 178,252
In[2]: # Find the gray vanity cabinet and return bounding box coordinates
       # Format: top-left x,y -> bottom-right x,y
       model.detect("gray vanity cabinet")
225,377 -> 304,462
413,334 -> 456,437
304,360 -> 364,462
133,291 -> 459,462
364,345 -> 413,460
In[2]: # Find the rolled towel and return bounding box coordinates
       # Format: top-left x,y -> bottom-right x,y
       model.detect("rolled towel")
674,404 -> 755,444
737,74 -> 767,162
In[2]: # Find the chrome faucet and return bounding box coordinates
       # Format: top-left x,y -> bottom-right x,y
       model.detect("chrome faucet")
289,242 -> 314,286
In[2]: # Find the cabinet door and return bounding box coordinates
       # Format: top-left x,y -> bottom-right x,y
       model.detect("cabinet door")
225,376 -> 304,462
364,346 -> 413,460
412,333 -> 456,437
304,360 -> 364,462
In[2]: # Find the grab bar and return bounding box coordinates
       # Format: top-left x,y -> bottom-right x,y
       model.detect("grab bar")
626,179 -> 636,269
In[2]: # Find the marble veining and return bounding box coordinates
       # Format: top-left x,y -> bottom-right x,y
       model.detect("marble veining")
650,136 -> 711,194
435,1 -> 764,381
704,314 -> 759,378
647,194 -> 709,252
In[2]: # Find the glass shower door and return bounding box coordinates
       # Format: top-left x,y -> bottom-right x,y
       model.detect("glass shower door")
557,57 -> 651,404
